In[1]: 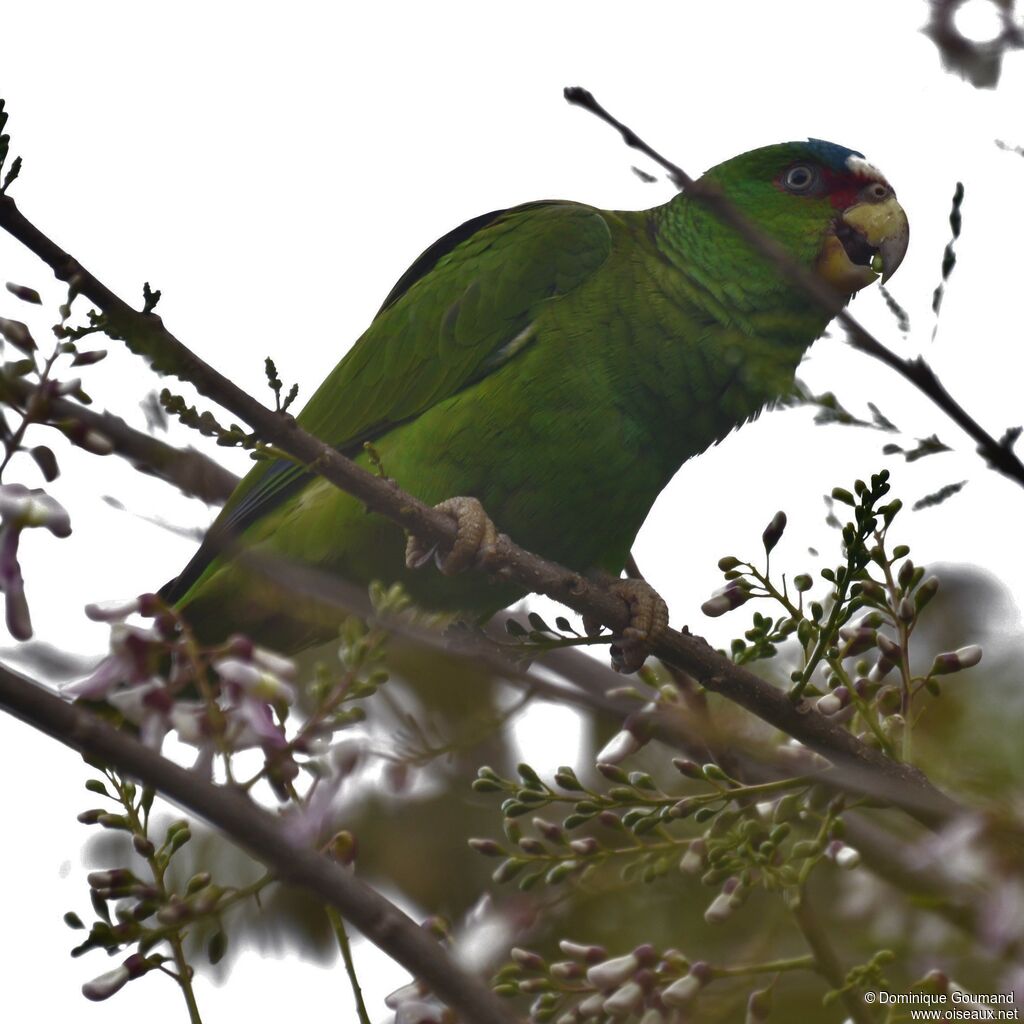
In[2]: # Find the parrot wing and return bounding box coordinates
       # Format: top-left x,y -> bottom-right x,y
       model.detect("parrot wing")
162,201 -> 613,602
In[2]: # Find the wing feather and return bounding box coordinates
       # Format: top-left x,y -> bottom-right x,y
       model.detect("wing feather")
162,201 -> 612,602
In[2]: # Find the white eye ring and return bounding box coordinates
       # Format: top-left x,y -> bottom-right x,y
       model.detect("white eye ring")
784,164 -> 816,193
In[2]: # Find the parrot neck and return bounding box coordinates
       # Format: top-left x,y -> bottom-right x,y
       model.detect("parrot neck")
651,193 -> 838,329
609,196 -> 842,478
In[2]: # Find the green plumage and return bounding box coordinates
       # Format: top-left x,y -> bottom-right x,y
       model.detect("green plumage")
165,141 -> 904,650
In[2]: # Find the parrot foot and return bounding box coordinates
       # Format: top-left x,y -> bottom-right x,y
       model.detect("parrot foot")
584,578 -> 669,674
405,496 -> 502,576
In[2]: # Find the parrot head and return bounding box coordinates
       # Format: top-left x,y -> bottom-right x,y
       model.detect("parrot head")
701,138 -> 909,294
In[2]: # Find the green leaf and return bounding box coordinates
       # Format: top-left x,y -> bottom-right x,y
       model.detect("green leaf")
207,929 -> 227,965
912,481 -> 967,511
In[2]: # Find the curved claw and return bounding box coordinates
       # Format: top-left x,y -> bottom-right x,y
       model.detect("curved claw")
405,496 -> 501,576
584,578 -> 670,674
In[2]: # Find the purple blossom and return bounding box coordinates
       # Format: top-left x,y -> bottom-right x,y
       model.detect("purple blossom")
107,679 -> 174,749
213,656 -> 297,704
0,483 -> 71,536
452,894 -> 524,975
63,624 -> 162,699
0,485 -> 72,640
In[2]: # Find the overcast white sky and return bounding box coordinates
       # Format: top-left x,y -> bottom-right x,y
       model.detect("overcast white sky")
2,1 -> 1023,1020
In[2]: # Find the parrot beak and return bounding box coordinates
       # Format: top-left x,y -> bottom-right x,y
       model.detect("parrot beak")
817,194 -> 910,292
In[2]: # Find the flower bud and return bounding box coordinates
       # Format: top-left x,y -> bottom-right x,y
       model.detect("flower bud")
511,947 -> 546,971
576,992 -> 606,1017
746,985 -> 773,1023
532,817 -> 565,843
825,840 -> 861,870
762,511 -> 787,554
549,961 -> 584,981
213,657 -> 296,704
325,830 -> 358,866
586,953 -> 639,990
881,713 -> 905,744
816,686 -> 850,716
596,728 -> 643,765
702,583 -> 750,617
661,971 -> 702,1007
929,645 -> 982,676
82,965 -> 130,1002
603,980 -> 644,1016
876,685 -> 901,716
897,559 -> 916,589
468,838 -> 504,857
839,627 -> 876,658
0,317 -> 36,353
558,940 -> 606,963
639,1010 -> 667,1024
875,632 -> 900,659
915,577 -> 939,610
704,878 -> 741,924
81,953 -> 152,1001
679,839 -> 706,875
86,597 -> 146,622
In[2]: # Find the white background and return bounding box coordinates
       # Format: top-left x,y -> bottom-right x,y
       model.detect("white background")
1,1 -> 1023,1020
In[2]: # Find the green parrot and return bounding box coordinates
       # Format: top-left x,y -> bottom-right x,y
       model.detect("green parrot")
161,139 -> 908,657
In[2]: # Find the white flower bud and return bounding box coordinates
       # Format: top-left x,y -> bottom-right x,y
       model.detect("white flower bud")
661,972 -> 702,1007
639,1010 -> 667,1024
82,965 -> 130,1001
586,952 -> 639,990
603,980 -> 644,1016
596,729 -> 642,765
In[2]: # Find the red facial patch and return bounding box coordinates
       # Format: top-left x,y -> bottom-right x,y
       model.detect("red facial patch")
819,165 -> 887,210
773,161 -> 890,210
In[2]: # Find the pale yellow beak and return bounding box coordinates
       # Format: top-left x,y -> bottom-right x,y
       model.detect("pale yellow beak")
817,194 -> 910,293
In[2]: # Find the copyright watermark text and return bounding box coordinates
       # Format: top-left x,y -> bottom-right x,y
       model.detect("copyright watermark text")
863,988 -> 1019,1020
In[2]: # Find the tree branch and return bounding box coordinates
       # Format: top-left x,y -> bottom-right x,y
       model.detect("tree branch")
0,372 -> 238,503
0,188 -> 960,829
0,661 -> 520,1024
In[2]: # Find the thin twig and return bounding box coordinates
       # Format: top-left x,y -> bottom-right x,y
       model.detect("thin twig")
563,86 -> 1024,491
326,907 -> 372,1024
791,887 -> 875,1024
0,372 -> 238,503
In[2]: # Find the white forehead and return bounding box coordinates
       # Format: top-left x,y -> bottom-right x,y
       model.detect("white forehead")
846,153 -> 887,183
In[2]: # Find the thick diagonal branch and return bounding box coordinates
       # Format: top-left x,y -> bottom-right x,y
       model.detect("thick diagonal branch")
0,192 -> 959,828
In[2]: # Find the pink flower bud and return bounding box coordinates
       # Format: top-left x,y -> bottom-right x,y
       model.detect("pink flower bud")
702,583 -> 750,617
559,939 -> 606,963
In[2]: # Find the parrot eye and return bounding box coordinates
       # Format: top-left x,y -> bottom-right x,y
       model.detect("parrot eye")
783,164 -> 818,193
